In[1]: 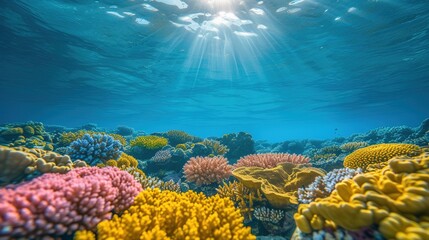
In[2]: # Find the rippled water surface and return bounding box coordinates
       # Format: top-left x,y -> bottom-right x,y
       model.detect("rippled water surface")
1,0 -> 428,140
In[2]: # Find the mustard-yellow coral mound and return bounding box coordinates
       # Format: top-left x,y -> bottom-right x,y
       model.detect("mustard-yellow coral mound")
343,143 -> 421,170
232,163 -> 325,208
77,188 -> 255,240
130,135 -> 168,149
294,153 -> 429,240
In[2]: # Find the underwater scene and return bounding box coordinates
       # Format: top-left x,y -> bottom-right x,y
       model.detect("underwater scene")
1,0 -> 429,239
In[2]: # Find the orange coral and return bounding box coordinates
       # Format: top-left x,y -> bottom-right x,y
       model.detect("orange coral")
183,156 -> 233,186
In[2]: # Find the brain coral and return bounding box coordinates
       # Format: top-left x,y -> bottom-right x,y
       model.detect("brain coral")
75,188 -> 255,240
343,143 -> 421,170
234,153 -> 310,169
183,156 -> 233,186
0,167 -> 142,239
294,152 -> 429,240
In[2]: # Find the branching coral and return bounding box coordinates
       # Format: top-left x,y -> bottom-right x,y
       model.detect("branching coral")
75,189 -> 255,240
217,181 -> 265,220
234,153 -> 310,169
151,149 -> 172,162
343,143 -> 421,170
294,153 -> 429,240
298,168 -> 362,204
67,134 -> 123,165
253,206 -> 285,224
183,156 -> 233,186
0,167 -> 142,239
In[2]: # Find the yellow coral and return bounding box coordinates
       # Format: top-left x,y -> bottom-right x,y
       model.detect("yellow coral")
232,163 -> 325,208
99,153 -> 144,177
217,181 -> 265,220
130,135 -> 168,149
294,153 -> 429,240
59,130 -> 103,146
77,188 -> 255,240
343,143 -> 421,170
74,230 -> 96,240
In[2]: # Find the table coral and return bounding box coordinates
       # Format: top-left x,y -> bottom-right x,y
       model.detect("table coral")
234,153 -> 310,169
294,153 -> 429,240
0,167 -> 142,239
184,156 -> 233,186
343,143 -> 421,170
232,163 -> 325,208
74,188 -> 255,240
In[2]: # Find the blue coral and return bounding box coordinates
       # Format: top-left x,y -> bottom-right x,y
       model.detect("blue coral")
67,134 -> 123,165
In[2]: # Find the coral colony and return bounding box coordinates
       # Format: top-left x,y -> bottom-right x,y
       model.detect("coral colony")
0,119 -> 428,239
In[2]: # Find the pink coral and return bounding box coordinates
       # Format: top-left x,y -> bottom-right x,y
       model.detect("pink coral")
234,153 -> 310,169
183,156 -> 233,186
0,167 -> 142,238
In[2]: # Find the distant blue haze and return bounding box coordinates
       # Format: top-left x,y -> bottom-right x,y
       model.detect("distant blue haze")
0,0 -> 428,141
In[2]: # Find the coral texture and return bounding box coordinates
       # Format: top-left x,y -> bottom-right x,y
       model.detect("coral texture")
294,153 -> 429,240
340,141 -> 369,153
151,149 -> 172,162
75,189 -> 255,240
232,163 -> 325,208
253,206 -> 285,224
163,130 -> 196,146
220,132 -> 256,160
183,156 -> 233,186
130,135 -> 168,149
343,143 -> 421,169
298,168 -> 362,204
67,134 -> 123,165
234,153 -> 310,169
0,146 -> 87,186
0,167 -> 142,239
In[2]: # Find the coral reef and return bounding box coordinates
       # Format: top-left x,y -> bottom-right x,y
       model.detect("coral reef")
128,135 -> 168,159
0,146 -> 87,186
150,149 -> 172,162
234,153 -> 310,169
0,167 -> 142,239
191,139 -> 229,157
254,206 -> 285,224
67,134 -> 123,165
340,141 -> 369,153
74,188 -> 255,240
115,125 -> 134,136
298,168 -> 362,204
217,181 -> 265,221
343,143 -> 421,170
163,130 -> 197,146
183,156 -> 233,186
0,122 -> 53,150
232,163 -> 325,208
294,153 -> 429,240
220,132 -> 256,160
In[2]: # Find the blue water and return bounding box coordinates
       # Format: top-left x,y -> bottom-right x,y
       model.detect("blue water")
1,0 -> 428,141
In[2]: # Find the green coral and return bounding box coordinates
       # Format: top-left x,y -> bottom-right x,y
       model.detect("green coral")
165,130 -> 196,146
130,135 -> 168,149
